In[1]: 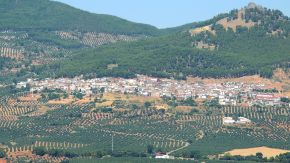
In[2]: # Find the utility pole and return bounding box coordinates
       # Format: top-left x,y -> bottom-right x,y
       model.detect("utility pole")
111,134 -> 114,153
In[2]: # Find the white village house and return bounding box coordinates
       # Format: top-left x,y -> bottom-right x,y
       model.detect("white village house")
223,117 -> 251,125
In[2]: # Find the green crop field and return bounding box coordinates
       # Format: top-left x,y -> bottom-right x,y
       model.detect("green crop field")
69,157 -> 258,163
0,92 -> 289,162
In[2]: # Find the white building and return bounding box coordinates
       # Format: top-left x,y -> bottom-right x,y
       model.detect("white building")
16,82 -> 27,89
155,154 -> 174,159
223,117 -> 235,124
236,117 -> 251,124
223,117 -> 251,125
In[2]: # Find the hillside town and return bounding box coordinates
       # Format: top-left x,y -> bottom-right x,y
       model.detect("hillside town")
16,75 -> 288,107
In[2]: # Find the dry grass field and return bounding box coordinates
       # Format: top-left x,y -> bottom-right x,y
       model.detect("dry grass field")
175,106 -> 193,113
154,104 -> 169,110
96,100 -> 114,107
74,97 -> 94,104
18,94 -> 40,101
190,25 -> 215,36
224,146 -> 290,158
48,96 -> 74,105
106,93 -> 159,101
102,93 -> 161,104
8,150 -> 33,158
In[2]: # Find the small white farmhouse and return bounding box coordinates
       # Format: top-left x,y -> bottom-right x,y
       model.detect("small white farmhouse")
223,117 -> 235,124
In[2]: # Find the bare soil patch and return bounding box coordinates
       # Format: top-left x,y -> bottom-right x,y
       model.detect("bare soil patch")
74,97 -> 93,104
48,96 -> 74,105
18,93 -> 40,101
175,106 -> 193,113
190,25 -> 215,36
217,9 -> 256,32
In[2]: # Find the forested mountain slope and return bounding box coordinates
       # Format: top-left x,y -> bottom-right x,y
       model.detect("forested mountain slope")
0,0 -> 166,81
0,0 -> 160,35
42,3 -> 290,79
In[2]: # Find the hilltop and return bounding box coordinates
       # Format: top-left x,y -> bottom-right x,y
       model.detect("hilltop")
43,3 -> 290,79
0,1 -> 289,81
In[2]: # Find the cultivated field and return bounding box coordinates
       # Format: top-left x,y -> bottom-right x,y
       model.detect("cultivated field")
0,90 -> 289,162
70,157 -> 258,163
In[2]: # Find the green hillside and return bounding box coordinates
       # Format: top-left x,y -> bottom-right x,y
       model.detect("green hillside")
41,5 -> 290,79
0,0 -> 170,83
0,0 -> 160,36
1,1 -> 290,80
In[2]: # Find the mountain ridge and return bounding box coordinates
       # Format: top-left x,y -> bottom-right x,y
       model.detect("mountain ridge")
0,0 -> 161,36
0,1 -> 289,82
38,3 -> 290,79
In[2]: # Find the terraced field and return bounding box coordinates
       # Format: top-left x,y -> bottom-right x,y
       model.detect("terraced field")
70,157 -> 257,163
0,92 -> 289,162
0,30 -> 141,79
56,31 -> 138,47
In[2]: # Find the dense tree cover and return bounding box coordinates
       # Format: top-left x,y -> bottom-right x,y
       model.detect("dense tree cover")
179,98 -> 197,106
47,93 -> 61,100
79,150 -> 147,159
281,97 -> 290,103
33,147 -> 46,156
37,7 -> 290,79
0,57 -> 12,69
0,0 -> 160,36
180,151 -> 202,159
0,84 -> 30,96
244,7 -> 290,37
204,98 -> 222,108
146,144 -> 154,154
33,147 -> 78,158
93,107 -> 113,113
38,26 -> 290,79
162,96 -> 197,108
144,102 -> 152,109
1,3 -> 287,80
274,152 -> 290,162
40,89 -> 68,101
0,149 -> 6,158
72,91 -> 84,100
29,31 -> 84,49
162,12 -> 229,36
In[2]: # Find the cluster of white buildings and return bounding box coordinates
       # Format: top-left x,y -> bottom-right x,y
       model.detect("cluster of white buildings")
223,117 -> 252,125
250,94 -> 281,106
16,75 -> 285,107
